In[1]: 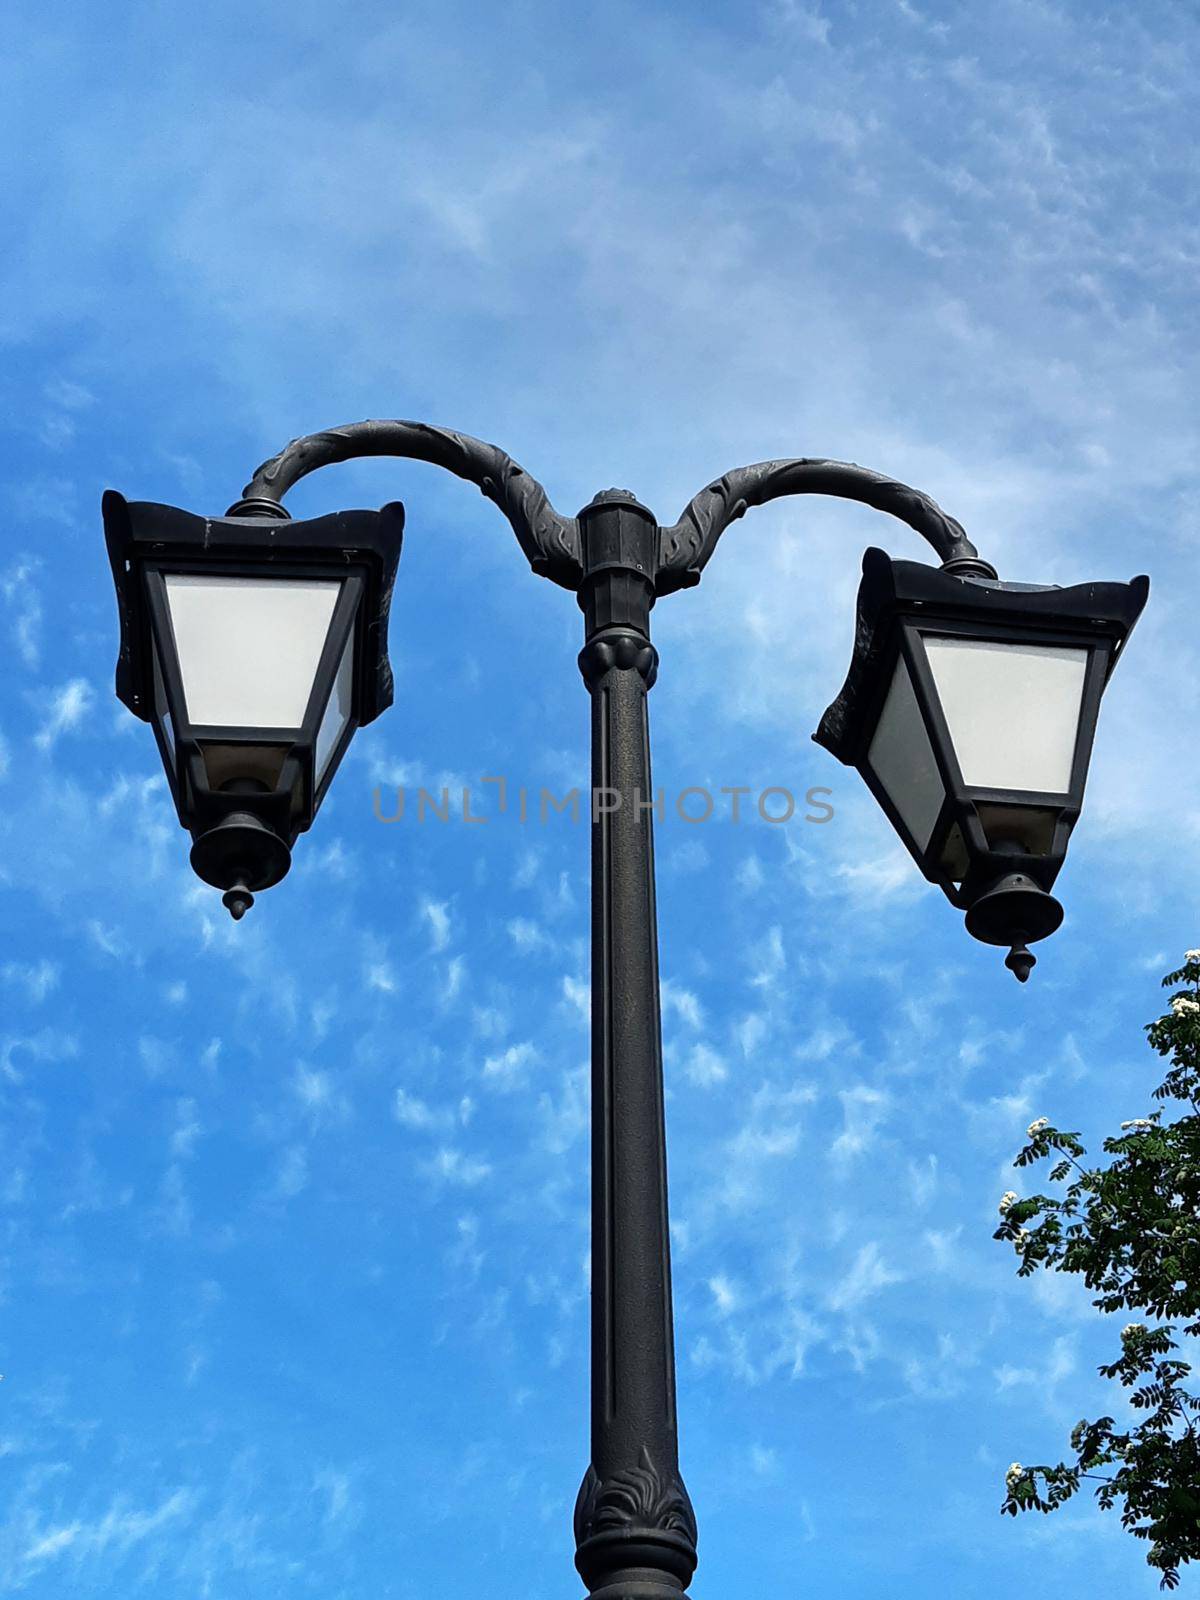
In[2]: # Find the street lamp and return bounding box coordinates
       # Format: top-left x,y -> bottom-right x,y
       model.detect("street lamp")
102,420 -> 1148,1600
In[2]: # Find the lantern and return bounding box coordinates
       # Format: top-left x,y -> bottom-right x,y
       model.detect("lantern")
815,549 -> 1148,979
103,492 -> 404,918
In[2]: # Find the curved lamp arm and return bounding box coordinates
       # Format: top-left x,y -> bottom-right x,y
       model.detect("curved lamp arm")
657,457 -> 995,593
233,420 -> 996,592
234,418 -> 584,589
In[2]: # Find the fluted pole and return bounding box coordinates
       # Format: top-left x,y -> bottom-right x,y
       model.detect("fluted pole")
573,492 -> 698,1600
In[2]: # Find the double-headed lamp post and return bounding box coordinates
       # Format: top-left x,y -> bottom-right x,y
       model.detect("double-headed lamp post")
103,420 -> 1146,1599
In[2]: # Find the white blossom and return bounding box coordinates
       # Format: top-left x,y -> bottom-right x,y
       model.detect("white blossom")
1120,1118 -> 1155,1132
1122,1323 -> 1147,1341
1171,995 -> 1200,1017
1012,1227 -> 1031,1247
1005,1462 -> 1025,1489
998,1190 -> 1019,1215
1185,950 -> 1200,963
1027,1116 -> 1050,1138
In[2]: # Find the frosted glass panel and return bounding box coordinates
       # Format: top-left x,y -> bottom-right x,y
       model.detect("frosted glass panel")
315,622 -> 355,781
976,801 -> 1058,856
867,656 -> 944,851
165,575 -> 341,729
924,637 -> 1087,794
940,821 -> 969,882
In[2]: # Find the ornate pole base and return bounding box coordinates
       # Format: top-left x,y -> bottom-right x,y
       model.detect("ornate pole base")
575,1449 -> 697,1598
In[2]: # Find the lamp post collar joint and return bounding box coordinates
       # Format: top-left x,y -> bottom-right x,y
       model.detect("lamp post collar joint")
577,492 -> 660,674
225,495 -> 293,521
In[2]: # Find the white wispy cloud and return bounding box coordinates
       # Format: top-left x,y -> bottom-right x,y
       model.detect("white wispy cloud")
537,1063 -> 588,1155
661,979 -> 705,1030
995,1334 -> 1077,1395
561,974 -> 589,1023
293,1064 -> 351,1124
827,1242 -> 904,1313
1,1027 -> 78,1083
33,677 -> 93,750
481,1040 -> 537,1092
830,1084 -> 890,1162
683,1041 -> 728,1087
18,1487 -> 198,1574
708,1274 -> 740,1315
424,1147 -> 493,1187
420,898 -> 452,951
1,561 -> 41,669
270,1144 -> 309,1201
170,1098 -> 202,1159
2,959 -> 59,1003
394,1087 -> 446,1131
507,917 -> 545,952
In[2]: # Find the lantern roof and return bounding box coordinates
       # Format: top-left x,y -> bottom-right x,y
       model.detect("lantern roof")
814,547 -> 1149,764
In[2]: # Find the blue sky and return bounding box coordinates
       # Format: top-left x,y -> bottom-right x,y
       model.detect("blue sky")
1,1 -> 1198,1595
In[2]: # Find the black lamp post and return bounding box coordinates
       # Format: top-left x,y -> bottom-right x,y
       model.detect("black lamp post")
103,420 -> 1147,1599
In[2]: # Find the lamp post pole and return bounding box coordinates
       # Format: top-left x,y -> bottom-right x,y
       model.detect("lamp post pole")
114,419 -> 1148,1598
574,491 -> 696,1599
222,423 -> 997,1600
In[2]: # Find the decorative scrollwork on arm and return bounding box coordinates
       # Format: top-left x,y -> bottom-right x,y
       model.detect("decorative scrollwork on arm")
656,457 -> 994,593
237,419 -> 583,589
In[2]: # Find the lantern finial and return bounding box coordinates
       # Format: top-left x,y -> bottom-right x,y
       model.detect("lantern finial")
1005,943 -> 1036,983
223,884 -> 254,921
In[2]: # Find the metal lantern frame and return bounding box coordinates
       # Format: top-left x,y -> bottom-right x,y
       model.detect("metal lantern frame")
102,490 -> 404,910
815,548 -> 1149,964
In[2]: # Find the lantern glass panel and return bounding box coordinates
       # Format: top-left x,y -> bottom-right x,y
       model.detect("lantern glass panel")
164,574 -> 342,729
200,742 -> 290,792
924,637 -> 1087,794
867,654 -> 945,851
315,621 -> 356,781
975,801 -> 1059,856
940,821 -> 969,882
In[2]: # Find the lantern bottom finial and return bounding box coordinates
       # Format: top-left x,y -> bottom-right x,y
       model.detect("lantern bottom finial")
964,871 -> 1064,981
1005,943 -> 1036,983
190,811 -> 291,917
222,884 -> 254,921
